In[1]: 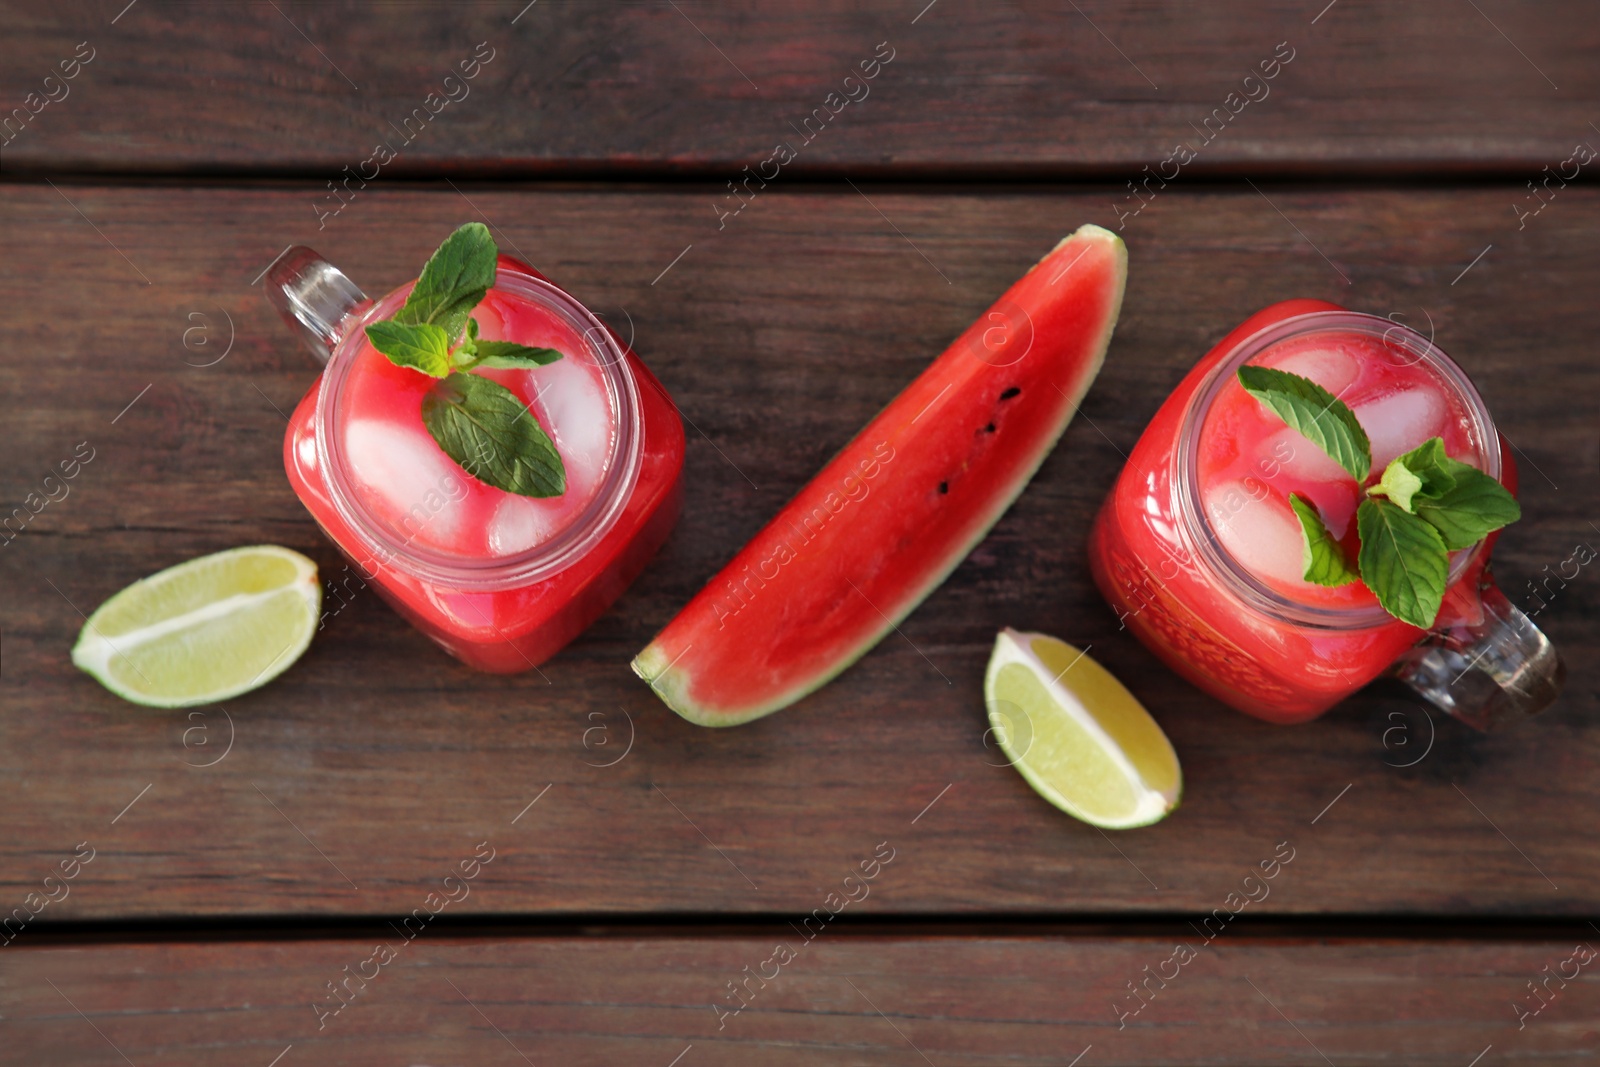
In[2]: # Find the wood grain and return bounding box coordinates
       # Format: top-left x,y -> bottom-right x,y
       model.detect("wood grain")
5,931 -> 1599,1064
0,183 -> 1596,920
0,1 -> 1596,176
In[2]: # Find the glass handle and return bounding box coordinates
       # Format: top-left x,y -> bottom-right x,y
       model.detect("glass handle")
264,247 -> 369,365
1392,574 -> 1565,731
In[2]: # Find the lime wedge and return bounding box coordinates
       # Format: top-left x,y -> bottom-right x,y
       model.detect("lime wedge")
984,628 -> 1181,829
71,545 -> 321,708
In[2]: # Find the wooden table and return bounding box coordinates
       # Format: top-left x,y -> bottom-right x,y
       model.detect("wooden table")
3,2 -> 1597,1063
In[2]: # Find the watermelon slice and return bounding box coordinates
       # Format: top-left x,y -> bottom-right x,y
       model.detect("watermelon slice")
633,224 -> 1128,725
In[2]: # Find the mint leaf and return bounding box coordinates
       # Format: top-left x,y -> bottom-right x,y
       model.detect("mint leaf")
1415,470 -> 1521,549
1389,438 -> 1458,488
1387,438 -> 1470,500
394,222 -> 497,343
1373,437 -> 1520,549
1357,497 -> 1449,628
1370,455 -> 1425,511
1237,365 -> 1372,481
421,372 -> 565,498
365,320 -> 451,378
1288,493 -> 1359,586
472,342 -> 564,369
452,318 -> 480,368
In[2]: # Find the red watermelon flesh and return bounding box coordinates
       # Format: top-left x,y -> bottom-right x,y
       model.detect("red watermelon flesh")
633,224 -> 1128,725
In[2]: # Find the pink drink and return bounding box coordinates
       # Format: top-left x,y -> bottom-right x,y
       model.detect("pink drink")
277,253 -> 685,672
1196,330 -> 1486,612
336,289 -> 618,560
1088,303 -> 1561,727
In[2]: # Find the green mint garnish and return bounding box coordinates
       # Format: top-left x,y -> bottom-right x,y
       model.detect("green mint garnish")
1369,455 -> 1424,511
1239,366 -> 1521,628
1414,474 -> 1521,551
1288,493 -> 1359,587
1369,437 -> 1458,508
362,223 -> 567,498
1356,497 -> 1448,629
365,321 -> 452,378
472,342 -> 564,369
422,372 -> 566,498
449,318 -> 482,368
1236,365 -> 1372,481
393,221 -> 497,343
1368,437 -> 1520,549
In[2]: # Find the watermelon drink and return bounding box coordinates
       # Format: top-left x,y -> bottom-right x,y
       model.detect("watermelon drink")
334,287 -> 618,561
1089,303 -> 1561,727
1197,326 -> 1486,613
269,248 -> 684,672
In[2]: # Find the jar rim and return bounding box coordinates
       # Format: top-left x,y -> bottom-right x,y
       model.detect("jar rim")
1174,310 -> 1500,631
313,268 -> 644,591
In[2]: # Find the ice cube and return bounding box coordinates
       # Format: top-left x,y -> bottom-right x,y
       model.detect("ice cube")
1272,344 -> 1359,397
1206,480 -> 1306,587
342,418 -> 464,547
534,357 -> 613,491
1353,388 -> 1445,471
1262,425 -> 1350,485
489,496 -> 557,556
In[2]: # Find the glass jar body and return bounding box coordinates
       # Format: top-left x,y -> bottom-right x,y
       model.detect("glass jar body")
282,256 -> 684,672
1087,300 -> 1504,722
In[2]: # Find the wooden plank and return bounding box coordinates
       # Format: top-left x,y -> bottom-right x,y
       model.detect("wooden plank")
1,1 -> 1596,175
0,183 -> 1595,919
5,931 -> 1598,1064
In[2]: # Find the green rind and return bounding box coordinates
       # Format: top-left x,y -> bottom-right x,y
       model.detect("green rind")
633,225 -> 1128,726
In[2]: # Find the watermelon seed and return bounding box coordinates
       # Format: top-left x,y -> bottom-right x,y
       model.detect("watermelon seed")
1000,387 -> 1021,400
938,481 -> 949,494
983,422 -> 996,433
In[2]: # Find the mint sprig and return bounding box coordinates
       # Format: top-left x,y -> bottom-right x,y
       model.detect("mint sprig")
1236,365 -> 1372,481
422,373 -> 566,498
1288,493 -> 1359,587
365,321 -> 452,378
393,222 -> 497,343
1238,366 -> 1520,628
1368,437 -> 1521,549
362,224 -> 567,498
473,342 -> 564,369
447,318 -> 562,370
1356,497 -> 1449,628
